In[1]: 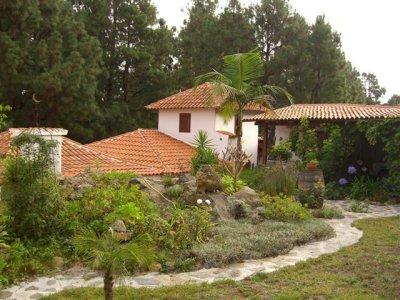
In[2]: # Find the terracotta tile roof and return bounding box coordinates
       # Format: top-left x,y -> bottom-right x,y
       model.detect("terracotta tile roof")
245,104 -> 400,122
62,138 -> 150,177
86,129 -> 196,175
146,82 -> 265,112
0,128 -> 163,177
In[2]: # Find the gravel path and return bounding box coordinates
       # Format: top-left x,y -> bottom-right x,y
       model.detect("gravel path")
1,201 -> 400,300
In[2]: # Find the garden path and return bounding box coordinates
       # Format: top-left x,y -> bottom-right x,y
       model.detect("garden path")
1,201 -> 400,300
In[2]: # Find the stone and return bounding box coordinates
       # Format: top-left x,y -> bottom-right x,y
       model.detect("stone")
208,193 -> 232,221
0,291 -> 12,299
25,286 -> 39,291
227,198 -> 251,219
111,220 -> 127,232
128,177 -> 148,189
133,277 -> 161,286
256,206 -> 266,216
46,280 -> 57,285
232,186 -> 262,208
29,293 -> 43,299
196,165 -> 222,194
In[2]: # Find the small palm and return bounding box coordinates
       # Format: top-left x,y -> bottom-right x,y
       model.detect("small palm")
74,229 -> 154,300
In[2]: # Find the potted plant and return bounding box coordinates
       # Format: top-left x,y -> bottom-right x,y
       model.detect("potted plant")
306,159 -> 319,171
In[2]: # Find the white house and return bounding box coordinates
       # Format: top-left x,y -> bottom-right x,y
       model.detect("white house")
146,82 -> 264,166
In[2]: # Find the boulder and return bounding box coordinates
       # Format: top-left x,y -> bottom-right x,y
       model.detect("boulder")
196,165 -> 222,194
208,193 -> 232,221
231,186 -> 262,208
227,198 -> 251,219
111,220 -> 131,242
111,220 -> 127,232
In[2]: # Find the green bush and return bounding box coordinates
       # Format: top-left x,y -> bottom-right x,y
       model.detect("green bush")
165,184 -> 184,199
162,174 -> 175,187
297,182 -> 325,209
240,167 -> 265,190
92,171 -> 137,186
348,201 -> 369,213
66,185 -> 156,235
312,206 -> 344,219
1,134 -> 66,241
270,141 -> 292,162
192,219 -> 333,268
349,177 -> 387,202
191,131 -> 218,174
263,194 -> 312,222
325,182 -> 349,200
221,174 -> 246,195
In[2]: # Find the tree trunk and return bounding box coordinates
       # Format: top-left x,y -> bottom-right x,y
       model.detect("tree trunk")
103,270 -> 114,300
235,108 -> 243,153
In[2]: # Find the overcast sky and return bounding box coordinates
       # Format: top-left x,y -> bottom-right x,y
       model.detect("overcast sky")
153,0 -> 399,102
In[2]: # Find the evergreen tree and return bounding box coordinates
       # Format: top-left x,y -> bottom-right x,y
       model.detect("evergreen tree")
73,0 -> 176,138
361,72 -> 386,104
388,94 -> 400,105
0,0 -> 103,142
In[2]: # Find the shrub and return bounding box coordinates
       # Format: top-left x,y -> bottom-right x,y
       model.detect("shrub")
192,219 -> 333,268
221,174 -> 246,195
349,177 -> 388,202
227,199 -> 251,219
1,134 -> 66,241
293,118 -> 319,160
191,131 -> 218,174
263,194 -> 312,222
92,171 -> 137,186
325,182 -> 349,200
240,167 -> 265,190
348,201 -> 369,213
162,174 -> 174,187
165,184 -> 184,199
297,182 -> 325,209
312,206 -> 344,219
262,164 -> 297,196
269,141 -> 292,162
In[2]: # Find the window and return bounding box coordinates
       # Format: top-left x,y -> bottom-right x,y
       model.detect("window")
179,113 -> 191,133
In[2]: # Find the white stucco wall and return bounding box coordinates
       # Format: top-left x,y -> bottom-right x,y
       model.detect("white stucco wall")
158,109 -> 230,156
275,125 -> 292,145
242,112 -> 260,166
215,112 -> 235,133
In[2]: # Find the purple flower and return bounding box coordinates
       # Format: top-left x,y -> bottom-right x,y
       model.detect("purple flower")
338,178 -> 348,186
347,165 -> 357,174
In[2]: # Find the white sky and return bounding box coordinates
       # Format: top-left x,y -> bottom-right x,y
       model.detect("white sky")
153,0 -> 400,102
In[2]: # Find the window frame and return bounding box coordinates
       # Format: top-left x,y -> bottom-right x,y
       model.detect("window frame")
179,113 -> 191,133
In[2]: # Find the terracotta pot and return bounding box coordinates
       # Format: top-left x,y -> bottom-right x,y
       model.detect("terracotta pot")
306,162 -> 318,171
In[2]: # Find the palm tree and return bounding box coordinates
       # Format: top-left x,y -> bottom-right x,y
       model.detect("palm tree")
195,50 -> 292,152
74,229 -> 154,300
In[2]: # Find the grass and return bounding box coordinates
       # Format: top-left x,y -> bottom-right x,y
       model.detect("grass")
312,205 -> 344,219
44,216 -> 400,299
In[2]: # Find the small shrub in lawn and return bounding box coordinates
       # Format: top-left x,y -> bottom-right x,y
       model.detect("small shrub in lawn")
297,181 -> 325,209
263,194 -> 312,222
192,219 -> 333,268
312,206 -> 344,219
162,174 -> 175,187
348,201 -> 369,213
165,184 -> 184,199
221,174 -> 246,195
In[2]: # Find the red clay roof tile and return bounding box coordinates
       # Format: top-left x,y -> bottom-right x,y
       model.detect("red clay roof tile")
146,82 -> 265,112
245,104 -> 400,122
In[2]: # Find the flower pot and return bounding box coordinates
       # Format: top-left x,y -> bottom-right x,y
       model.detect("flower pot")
306,162 -> 318,171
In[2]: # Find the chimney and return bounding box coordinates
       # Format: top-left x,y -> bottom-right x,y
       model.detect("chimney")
10,128 -> 68,175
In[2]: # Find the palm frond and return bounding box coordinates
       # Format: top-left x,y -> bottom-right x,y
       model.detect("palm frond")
192,130 -> 214,148
262,84 -> 293,103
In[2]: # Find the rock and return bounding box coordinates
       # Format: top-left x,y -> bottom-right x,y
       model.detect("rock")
196,165 -> 222,194
111,220 -> 131,242
208,193 -> 232,221
128,177 -> 148,190
46,280 -> 57,285
232,186 -> 262,208
111,220 -> 127,232
179,173 -> 195,183
0,291 -> 12,299
25,286 -> 39,291
256,206 -> 266,216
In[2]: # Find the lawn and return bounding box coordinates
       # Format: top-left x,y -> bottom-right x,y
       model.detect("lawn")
44,216 -> 400,299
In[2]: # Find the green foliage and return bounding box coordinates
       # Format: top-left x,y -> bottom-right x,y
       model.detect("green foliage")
297,182 -> 325,209
312,206 -> 344,219
162,174 -> 174,187
240,167 -> 266,190
165,185 -> 184,199
348,201 -> 369,213
325,182 -> 349,200
191,131 -> 218,174
221,174 -> 246,195
252,164 -> 297,196
92,172 -> 137,186
269,141 -> 292,162
0,104 -> 11,130
1,134 -> 65,241
349,177 -> 387,203
294,118 -> 319,161
358,119 -> 400,199
66,184 -> 155,235
192,218 -> 333,268
263,194 -> 312,222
